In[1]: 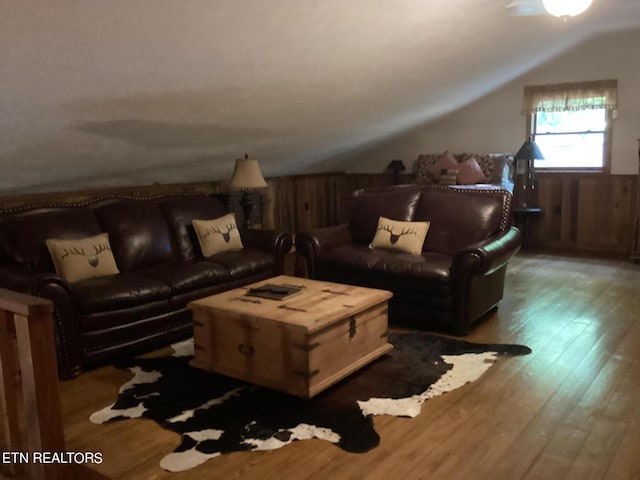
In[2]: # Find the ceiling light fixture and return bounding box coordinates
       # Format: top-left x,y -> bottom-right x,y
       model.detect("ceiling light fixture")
542,0 -> 593,18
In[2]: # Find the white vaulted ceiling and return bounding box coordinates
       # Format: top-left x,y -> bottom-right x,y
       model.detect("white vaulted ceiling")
1,0 -> 639,194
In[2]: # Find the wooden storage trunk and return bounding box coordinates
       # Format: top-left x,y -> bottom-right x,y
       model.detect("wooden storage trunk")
188,275 -> 393,398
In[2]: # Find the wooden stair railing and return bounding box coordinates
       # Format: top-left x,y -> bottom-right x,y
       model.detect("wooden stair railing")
0,288 -> 108,480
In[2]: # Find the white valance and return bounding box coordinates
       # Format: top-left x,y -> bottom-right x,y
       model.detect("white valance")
522,79 -> 617,114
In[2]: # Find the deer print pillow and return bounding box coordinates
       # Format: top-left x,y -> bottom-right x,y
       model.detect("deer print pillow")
369,216 -> 430,255
46,233 -> 120,283
192,213 -> 243,257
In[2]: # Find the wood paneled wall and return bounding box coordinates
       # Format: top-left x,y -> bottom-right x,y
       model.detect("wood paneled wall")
1,172 -> 636,254
533,173 -> 637,254
268,172 -> 405,233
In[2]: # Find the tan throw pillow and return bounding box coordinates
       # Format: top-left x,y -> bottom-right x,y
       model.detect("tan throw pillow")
427,151 -> 459,182
369,216 -> 430,255
457,157 -> 488,184
193,213 -> 243,257
46,233 -> 120,283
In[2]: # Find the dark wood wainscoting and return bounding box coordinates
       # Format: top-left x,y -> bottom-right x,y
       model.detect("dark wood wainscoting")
1,172 -> 636,255
267,172 -> 405,233
533,173 -> 637,254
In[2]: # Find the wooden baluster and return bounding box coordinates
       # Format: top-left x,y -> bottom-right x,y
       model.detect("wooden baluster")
15,312 -> 67,479
0,288 -> 109,480
0,309 -> 22,476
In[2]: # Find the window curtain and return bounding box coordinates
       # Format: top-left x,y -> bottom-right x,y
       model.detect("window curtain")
522,79 -> 617,114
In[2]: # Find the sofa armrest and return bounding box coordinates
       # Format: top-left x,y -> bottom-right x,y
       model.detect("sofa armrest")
0,264 -> 64,295
453,227 -> 522,276
447,227 -> 521,334
240,229 -> 293,274
295,224 -> 352,279
0,264 -> 83,378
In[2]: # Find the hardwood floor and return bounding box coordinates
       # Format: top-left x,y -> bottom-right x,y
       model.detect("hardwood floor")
57,251 -> 640,480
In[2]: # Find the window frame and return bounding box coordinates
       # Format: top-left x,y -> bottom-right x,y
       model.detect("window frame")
523,80 -> 616,175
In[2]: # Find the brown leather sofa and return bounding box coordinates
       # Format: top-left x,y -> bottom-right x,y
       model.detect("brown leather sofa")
0,193 -> 292,378
295,185 -> 521,335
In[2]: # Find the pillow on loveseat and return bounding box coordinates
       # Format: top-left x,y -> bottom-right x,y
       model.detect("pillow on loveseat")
46,233 -> 120,283
369,217 -> 430,255
193,213 -> 243,257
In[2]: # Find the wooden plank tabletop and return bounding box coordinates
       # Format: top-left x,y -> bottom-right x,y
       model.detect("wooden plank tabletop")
188,275 -> 392,334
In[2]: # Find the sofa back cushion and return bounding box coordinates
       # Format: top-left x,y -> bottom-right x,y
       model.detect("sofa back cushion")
0,209 -> 103,270
413,188 -> 507,254
95,200 -> 174,272
159,196 -> 228,261
349,190 -> 422,245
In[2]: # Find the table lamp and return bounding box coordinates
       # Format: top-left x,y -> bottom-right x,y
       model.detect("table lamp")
385,160 -> 406,185
229,154 -> 268,229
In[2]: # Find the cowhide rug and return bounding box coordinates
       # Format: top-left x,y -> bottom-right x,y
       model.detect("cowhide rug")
90,331 -> 530,472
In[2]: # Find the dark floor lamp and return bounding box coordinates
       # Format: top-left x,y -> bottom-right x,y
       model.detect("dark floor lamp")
229,154 -> 268,229
513,137 -> 544,209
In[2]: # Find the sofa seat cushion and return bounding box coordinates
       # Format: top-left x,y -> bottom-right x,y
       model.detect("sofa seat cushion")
169,283 -> 235,310
206,249 -> 276,279
137,260 -> 230,295
81,310 -> 192,358
80,300 -> 173,333
70,272 -> 172,314
321,245 -> 452,283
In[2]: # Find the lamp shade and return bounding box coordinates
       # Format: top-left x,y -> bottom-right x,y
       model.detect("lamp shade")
542,0 -> 592,17
229,157 -> 268,190
514,138 -> 545,161
385,160 -> 406,172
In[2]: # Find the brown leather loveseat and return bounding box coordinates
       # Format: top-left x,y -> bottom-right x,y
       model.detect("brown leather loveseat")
295,185 -> 521,335
0,193 -> 292,378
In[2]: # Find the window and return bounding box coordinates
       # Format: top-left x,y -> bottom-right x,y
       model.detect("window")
522,79 -> 617,173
